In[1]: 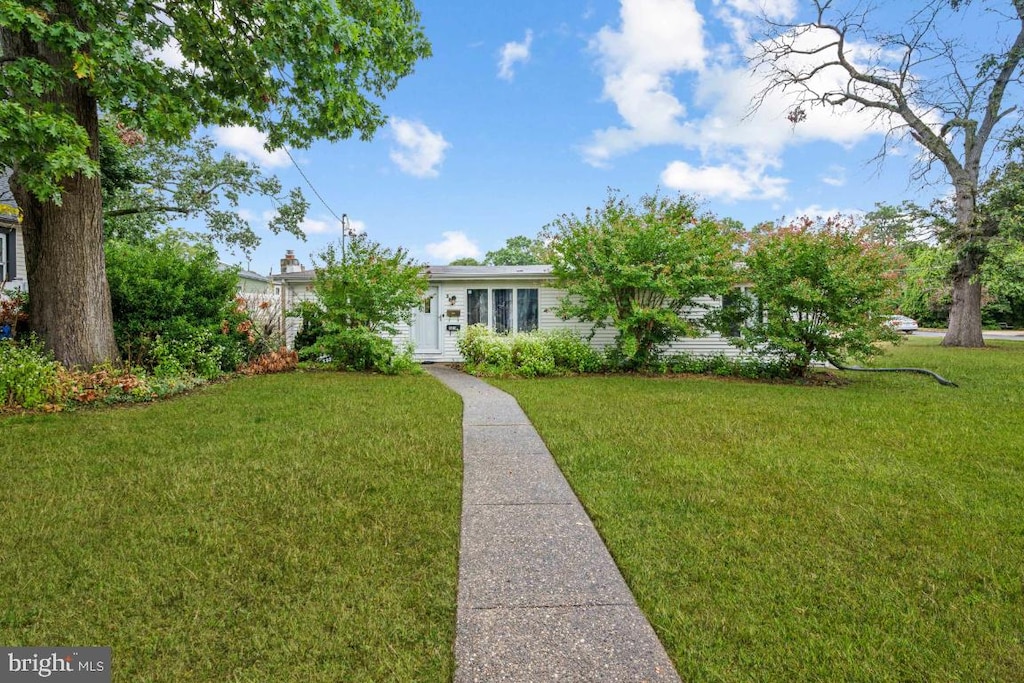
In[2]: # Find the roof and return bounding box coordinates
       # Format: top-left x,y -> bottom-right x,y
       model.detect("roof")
425,265 -> 554,280
0,169 -> 12,205
238,269 -> 270,283
274,269 -> 315,284
0,169 -> 19,226
218,262 -> 273,283
273,264 -> 554,285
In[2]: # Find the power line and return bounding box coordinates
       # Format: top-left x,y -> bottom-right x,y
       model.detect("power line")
194,8 -> 349,228
281,147 -> 346,227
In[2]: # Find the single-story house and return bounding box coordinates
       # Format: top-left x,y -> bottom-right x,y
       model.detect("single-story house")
272,253 -> 744,363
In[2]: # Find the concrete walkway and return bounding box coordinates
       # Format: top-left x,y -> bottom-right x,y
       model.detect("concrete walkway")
425,365 -> 681,683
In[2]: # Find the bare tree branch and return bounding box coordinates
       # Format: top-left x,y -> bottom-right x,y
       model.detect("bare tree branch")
749,0 -> 1024,347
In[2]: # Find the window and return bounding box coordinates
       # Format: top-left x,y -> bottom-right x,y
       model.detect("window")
421,294 -> 433,314
517,289 -> 538,332
721,286 -> 757,337
467,287 -> 539,333
493,289 -> 513,333
721,291 -> 742,338
467,289 -> 489,326
0,227 -> 14,282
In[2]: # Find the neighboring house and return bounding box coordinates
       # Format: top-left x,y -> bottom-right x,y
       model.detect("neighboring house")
274,249 -> 317,344
236,268 -> 273,294
272,253 -> 743,362
0,171 -> 27,292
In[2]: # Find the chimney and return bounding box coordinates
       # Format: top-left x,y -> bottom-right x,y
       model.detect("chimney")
280,249 -> 303,274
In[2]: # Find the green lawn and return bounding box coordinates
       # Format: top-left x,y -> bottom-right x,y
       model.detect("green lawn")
0,372 -> 462,682
494,338 -> 1024,682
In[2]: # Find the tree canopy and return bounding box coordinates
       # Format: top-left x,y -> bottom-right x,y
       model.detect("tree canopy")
102,130 -> 308,254
0,0 -> 431,367
751,0 -> 1024,347
484,235 -> 548,265
546,190 -> 740,368
1,0 -> 431,201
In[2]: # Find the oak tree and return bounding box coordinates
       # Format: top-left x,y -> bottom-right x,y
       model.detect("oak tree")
0,0 -> 430,366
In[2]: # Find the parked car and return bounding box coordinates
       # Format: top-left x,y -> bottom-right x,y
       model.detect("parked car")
886,315 -> 919,334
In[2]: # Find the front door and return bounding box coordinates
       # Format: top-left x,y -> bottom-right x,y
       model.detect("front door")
413,286 -> 440,353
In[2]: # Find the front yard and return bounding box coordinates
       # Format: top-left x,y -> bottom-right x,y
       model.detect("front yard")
0,372 -> 462,682
495,338 -> 1024,681
4,339 -> 1021,681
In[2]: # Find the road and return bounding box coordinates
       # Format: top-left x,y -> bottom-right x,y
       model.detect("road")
915,329 -> 1024,341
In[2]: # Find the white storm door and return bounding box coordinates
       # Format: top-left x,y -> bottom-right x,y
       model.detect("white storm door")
413,286 -> 440,353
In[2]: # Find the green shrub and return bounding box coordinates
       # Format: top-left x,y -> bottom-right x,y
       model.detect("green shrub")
150,329 -> 231,380
0,338 -> 60,408
546,189 -> 741,369
106,234 -> 246,373
510,334 -> 556,378
299,328 -> 417,374
457,324 -> 492,366
720,217 -> 901,377
379,343 -> 421,376
458,327 -> 604,377
545,329 -> 604,373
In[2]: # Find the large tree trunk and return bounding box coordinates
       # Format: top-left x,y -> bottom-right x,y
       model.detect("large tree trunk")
5,8 -> 118,369
13,171 -> 119,369
943,254 -> 985,348
942,178 -> 985,348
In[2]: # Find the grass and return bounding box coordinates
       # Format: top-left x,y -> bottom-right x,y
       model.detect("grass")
493,338 -> 1024,682
0,372 -> 462,682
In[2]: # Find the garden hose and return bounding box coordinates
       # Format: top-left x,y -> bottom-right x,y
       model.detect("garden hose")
827,357 -> 959,387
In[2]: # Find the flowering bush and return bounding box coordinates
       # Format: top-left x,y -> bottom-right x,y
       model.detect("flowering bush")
0,287 -> 28,338
717,216 -> 902,377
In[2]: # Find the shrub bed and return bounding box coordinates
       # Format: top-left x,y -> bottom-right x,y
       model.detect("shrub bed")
458,325 -> 603,377
457,325 -> 788,380
0,338 -> 299,412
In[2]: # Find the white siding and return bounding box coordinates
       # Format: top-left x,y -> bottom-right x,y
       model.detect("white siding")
396,281 -> 744,363
280,280 -> 317,348
404,279 -> 554,362
14,224 -> 26,286
661,295 -> 745,358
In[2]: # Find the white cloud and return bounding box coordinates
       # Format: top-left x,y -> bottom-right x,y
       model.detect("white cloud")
583,0 -> 898,186
820,165 -> 846,187
213,126 -> 291,169
389,118 -> 450,178
583,0 -> 707,165
150,38 -> 187,69
498,30 -> 533,81
425,231 -> 481,263
299,216 -> 366,236
718,0 -> 796,21
661,159 -> 788,201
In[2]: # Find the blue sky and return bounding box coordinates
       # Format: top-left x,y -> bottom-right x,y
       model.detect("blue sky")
200,0 -> 999,275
